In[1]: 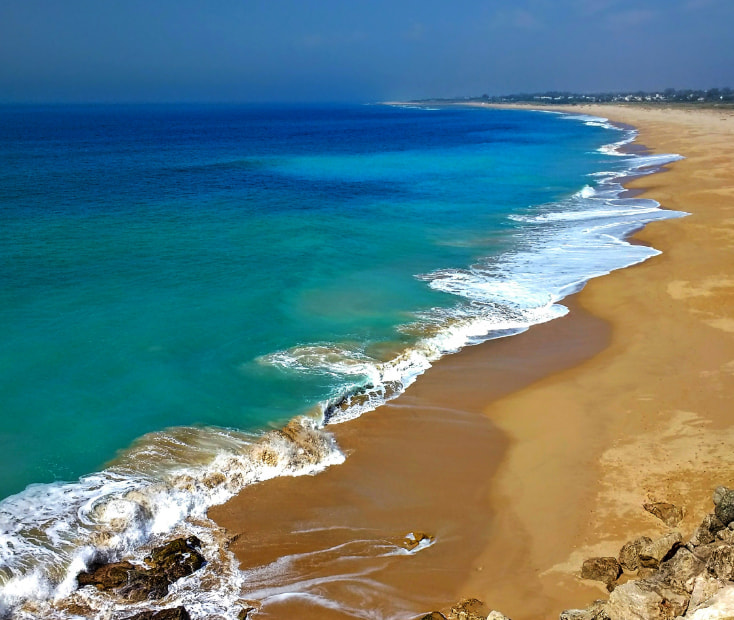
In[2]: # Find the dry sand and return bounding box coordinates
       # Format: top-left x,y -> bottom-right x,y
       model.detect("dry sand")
211,104 -> 734,619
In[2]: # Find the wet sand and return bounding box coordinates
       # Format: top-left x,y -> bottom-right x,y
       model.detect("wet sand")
211,105 -> 734,619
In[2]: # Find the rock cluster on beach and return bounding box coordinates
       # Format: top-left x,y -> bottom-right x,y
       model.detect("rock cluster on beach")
563,485 -> 734,619
422,486 -> 734,620
420,597 -> 510,620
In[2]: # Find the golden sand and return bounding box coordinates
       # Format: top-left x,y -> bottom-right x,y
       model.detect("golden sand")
211,105 -> 734,619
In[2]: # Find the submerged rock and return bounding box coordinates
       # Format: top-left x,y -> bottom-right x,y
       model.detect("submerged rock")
643,502 -> 684,527
123,608 -> 191,620
77,537 -> 205,602
420,613 -> 447,620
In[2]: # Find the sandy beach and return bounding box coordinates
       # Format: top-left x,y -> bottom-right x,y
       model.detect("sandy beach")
210,104 -> 734,619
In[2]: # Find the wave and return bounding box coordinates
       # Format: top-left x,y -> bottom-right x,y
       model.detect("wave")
0,110 -> 688,619
0,419 -> 343,618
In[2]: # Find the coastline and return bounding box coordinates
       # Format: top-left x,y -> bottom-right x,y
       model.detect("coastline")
210,104 -> 734,618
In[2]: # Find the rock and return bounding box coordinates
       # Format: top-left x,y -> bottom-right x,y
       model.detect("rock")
685,583 -> 734,619
713,487 -> 734,525
420,613 -> 446,620
77,560 -> 138,590
123,608 -> 191,620
705,543 -> 734,580
657,547 -> 705,593
619,536 -> 653,572
448,598 -> 487,620
637,567 -> 657,579
77,537 -> 205,602
605,578 -> 689,620
643,502 -> 684,527
487,612 -> 511,620
712,485 -> 729,506
237,606 -> 257,619
401,531 -> 435,551
144,536 -> 205,582
716,527 -> 734,544
559,600 -> 609,619
689,513 -> 725,547
639,532 -> 683,569
581,557 -> 622,585
687,574 -> 727,615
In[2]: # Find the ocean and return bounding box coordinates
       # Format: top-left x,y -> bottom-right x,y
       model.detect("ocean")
0,103 -> 683,618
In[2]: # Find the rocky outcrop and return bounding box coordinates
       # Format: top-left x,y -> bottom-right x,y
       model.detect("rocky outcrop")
77,536 -> 205,603
564,485 -> 734,620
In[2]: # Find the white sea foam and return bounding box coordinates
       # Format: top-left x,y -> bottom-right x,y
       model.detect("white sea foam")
0,110 -> 688,619
0,419 -> 344,619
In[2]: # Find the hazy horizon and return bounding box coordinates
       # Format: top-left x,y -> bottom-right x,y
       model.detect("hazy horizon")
1,0 -> 733,104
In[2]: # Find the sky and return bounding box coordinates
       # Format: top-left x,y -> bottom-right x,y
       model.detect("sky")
0,0 -> 732,103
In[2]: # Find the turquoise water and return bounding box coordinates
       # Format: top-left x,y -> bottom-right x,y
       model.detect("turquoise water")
0,104 -> 685,618
0,104 -> 616,498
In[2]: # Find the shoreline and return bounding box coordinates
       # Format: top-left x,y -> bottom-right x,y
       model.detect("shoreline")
210,104 -> 734,618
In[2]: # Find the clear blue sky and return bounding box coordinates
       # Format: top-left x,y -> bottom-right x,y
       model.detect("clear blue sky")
1,0 -> 732,103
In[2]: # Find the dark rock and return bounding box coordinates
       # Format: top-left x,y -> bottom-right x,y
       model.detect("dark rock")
643,502 -> 684,527
116,570 -> 170,602
77,561 -> 138,590
144,536 -> 205,583
123,607 -> 191,620
706,543 -> 734,580
619,536 -> 653,572
581,557 -> 622,585
713,487 -> 734,525
639,532 -> 683,569
77,537 -> 206,602
420,613 -> 446,620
